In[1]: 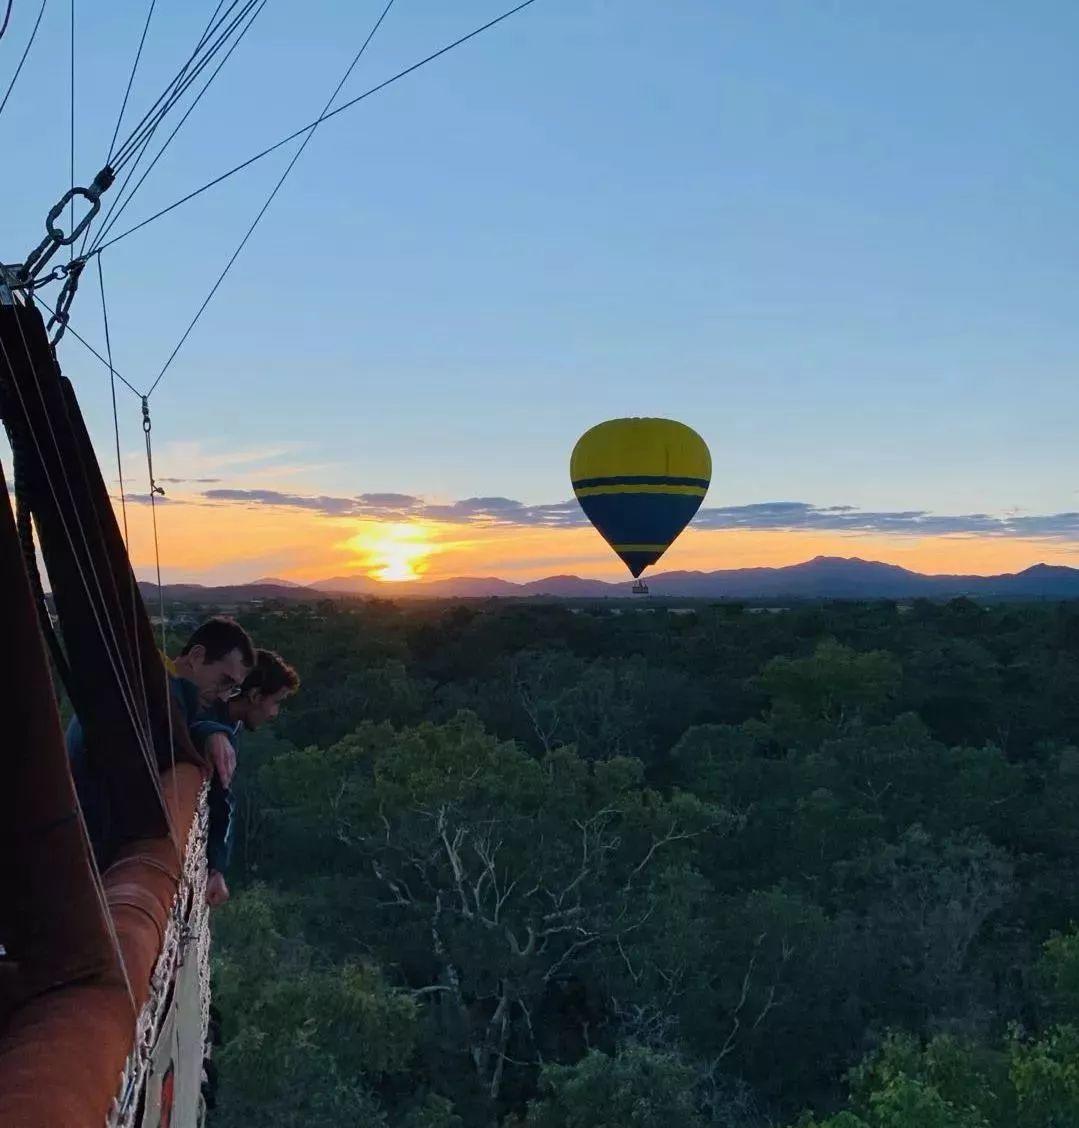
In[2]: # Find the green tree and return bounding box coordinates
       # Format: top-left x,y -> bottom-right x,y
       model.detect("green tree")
212,885 -> 421,1127
260,713 -> 731,1113
1010,1024 -> 1079,1127
522,1045 -> 706,1128
1039,925 -> 1079,1023
755,639 -> 901,745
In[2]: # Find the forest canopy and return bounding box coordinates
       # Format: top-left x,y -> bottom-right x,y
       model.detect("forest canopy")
203,597 -> 1079,1126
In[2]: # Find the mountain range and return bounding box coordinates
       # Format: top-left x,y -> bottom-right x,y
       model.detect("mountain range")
136,556 -> 1079,603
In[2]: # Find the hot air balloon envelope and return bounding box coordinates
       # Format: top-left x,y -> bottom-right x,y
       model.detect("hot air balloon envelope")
571,417 -> 711,578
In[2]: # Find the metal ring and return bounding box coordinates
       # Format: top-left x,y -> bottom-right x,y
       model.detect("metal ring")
46,187 -> 102,247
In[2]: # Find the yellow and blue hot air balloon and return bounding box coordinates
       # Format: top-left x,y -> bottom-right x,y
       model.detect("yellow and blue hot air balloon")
571,417 -> 711,590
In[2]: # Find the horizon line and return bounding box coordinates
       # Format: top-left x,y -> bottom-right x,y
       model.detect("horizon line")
126,553 -> 1071,591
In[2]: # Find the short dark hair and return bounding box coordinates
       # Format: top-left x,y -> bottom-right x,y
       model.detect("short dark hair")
180,617 -> 255,666
240,649 -> 300,698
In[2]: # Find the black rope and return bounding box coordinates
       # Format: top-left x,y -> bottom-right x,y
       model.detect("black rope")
95,0 -> 542,256
98,256 -> 150,726
111,0 -> 262,173
0,303 -> 175,994
34,292 -> 141,397
0,0 -> 46,121
96,257 -> 130,547
140,389 -> 179,828
0,0 -> 13,42
0,301 -> 171,842
97,0 -> 230,228
89,0 -> 267,255
108,0 -> 240,169
106,0 -> 158,165
69,0 -> 74,264
147,0 -> 397,397
5,420 -> 74,690
0,390 -> 138,1014
77,0 -> 162,258
92,0 -> 254,266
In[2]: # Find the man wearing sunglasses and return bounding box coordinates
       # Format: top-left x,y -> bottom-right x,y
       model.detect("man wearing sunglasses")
68,616 -> 255,866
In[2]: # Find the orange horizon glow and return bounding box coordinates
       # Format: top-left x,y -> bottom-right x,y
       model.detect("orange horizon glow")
342,522 -> 439,582
101,492 -> 1079,588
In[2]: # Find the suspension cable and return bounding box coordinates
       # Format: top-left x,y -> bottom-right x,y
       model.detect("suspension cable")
1,453 -> 130,1002
68,0 -> 75,265
141,395 -> 178,817
96,258 -> 130,550
108,0 -> 241,168
0,0 -> 46,121
147,0 -> 397,397
34,291 -> 142,397
4,311 -> 161,778
81,0 -> 233,258
111,0 -> 262,174
7,424 -> 73,688
89,0 -> 268,256
105,0 -> 158,165
95,0 -> 542,256
97,256 -> 150,742
0,308 -> 176,851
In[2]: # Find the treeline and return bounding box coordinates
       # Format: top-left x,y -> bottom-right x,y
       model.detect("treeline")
205,598 -> 1079,1126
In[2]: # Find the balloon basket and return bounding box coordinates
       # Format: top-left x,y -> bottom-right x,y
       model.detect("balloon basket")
631,580 -> 650,595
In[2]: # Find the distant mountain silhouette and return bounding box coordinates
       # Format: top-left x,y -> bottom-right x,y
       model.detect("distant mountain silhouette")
519,575 -> 623,597
309,575 -> 385,595
643,556 -> 970,598
636,556 -> 1079,599
132,557 -> 1079,603
413,577 -> 525,598
137,581 -> 319,604
313,574 -> 526,597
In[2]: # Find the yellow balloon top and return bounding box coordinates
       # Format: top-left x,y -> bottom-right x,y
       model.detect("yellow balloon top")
570,417 -> 711,484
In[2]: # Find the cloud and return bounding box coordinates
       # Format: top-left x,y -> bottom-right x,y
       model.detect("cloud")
123,493 -> 174,505
359,492 -> 421,507
196,489 -> 1079,543
156,477 -> 222,484
201,489 -> 588,527
690,503 -> 1079,538
692,503 -> 1000,535
204,489 -> 374,516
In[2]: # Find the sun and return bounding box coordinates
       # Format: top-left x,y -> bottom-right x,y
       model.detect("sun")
346,522 -> 436,582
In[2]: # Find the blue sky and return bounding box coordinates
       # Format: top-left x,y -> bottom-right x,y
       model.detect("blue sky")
3,0 -> 1079,579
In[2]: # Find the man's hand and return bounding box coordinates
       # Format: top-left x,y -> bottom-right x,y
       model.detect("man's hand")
207,732 -> 236,788
206,870 -> 230,907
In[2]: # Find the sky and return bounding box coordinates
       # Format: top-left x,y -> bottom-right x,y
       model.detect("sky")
3,0 -> 1079,584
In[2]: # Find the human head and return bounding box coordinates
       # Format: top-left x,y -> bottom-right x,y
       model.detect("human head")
230,649 -> 300,732
177,617 -> 255,706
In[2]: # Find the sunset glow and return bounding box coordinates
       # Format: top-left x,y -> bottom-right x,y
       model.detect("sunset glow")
345,523 -> 438,582
101,490 -> 1079,589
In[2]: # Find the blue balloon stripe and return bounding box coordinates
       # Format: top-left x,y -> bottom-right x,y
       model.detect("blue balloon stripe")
576,491 -> 705,577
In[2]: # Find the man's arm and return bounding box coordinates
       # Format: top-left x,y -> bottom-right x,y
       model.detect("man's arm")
191,726 -> 237,788
206,774 -> 234,872
189,719 -> 239,905
206,775 -> 234,906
